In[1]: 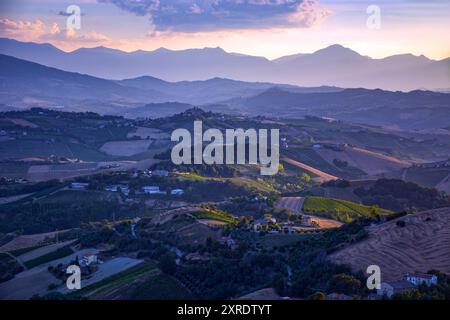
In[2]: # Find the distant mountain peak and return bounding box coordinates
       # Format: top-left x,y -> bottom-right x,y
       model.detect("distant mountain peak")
313,44 -> 363,58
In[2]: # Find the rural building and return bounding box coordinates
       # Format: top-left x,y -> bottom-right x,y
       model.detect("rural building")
80,253 -> 98,266
404,273 -> 438,286
301,215 -> 313,227
143,186 -> 166,195
105,185 -> 119,192
71,182 -> 89,190
377,280 -> 416,298
252,217 -> 277,232
171,188 -> 185,195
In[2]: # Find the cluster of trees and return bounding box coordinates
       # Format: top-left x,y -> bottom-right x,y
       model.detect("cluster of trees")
322,179 -> 351,188
0,196 -> 133,234
0,253 -> 23,283
355,179 -> 450,211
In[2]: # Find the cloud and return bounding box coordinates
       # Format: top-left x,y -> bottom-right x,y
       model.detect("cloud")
289,0 -> 331,28
98,0 -> 331,32
0,18 -> 109,47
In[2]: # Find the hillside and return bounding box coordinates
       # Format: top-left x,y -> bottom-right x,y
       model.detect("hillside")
302,196 -> 394,222
0,54 -> 165,105
229,88 -> 450,130
329,207 -> 450,281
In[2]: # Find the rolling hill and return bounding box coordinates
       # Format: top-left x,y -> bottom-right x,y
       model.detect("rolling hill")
0,54 -> 166,106
228,87 -> 450,130
329,207 -> 450,281
302,196 -> 394,222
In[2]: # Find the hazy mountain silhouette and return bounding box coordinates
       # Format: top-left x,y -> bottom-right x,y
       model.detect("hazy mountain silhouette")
0,38 -> 448,91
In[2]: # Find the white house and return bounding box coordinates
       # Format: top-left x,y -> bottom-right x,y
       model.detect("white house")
404,273 -> 438,286
80,253 -> 97,266
171,189 -> 185,195
143,186 -> 166,195
71,182 -> 89,190
105,185 -> 118,192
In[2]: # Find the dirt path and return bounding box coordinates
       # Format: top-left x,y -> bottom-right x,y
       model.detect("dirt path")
282,157 -> 338,183
276,197 -> 305,214
4,251 -> 27,270
436,173 -> 450,194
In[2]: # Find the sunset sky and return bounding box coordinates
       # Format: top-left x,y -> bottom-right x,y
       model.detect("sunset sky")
0,0 -> 449,60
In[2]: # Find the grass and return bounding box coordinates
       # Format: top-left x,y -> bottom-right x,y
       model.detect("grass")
303,196 -> 394,222
192,208 -> 237,224
8,243 -> 51,257
403,167 -> 450,188
129,274 -> 193,300
13,183 -> 68,204
23,245 -> 74,269
70,261 -> 157,298
177,172 -> 277,193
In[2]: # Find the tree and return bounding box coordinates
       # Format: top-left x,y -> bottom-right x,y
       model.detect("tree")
299,173 -> 312,183
308,291 -> 326,300
326,273 -> 362,296
396,220 -> 406,228
159,253 -> 177,275
272,274 -> 286,296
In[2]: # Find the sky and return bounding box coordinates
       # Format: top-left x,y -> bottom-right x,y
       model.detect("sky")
0,0 -> 449,60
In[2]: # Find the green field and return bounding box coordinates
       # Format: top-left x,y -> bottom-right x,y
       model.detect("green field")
8,243 -> 50,257
71,262 -> 158,299
130,274 -> 193,300
303,196 -> 393,222
192,208 -> 237,224
23,245 -> 74,269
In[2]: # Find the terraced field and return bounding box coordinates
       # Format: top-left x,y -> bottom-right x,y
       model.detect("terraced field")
329,207 -> 450,281
317,146 -> 410,176
303,196 -> 393,222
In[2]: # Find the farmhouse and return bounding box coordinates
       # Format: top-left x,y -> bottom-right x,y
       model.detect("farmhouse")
79,253 -> 98,266
301,215 -> 313,227
143,186 -> 166,195
404,273 -> 438,286
252,217 -> 277,232
377,280 -> 416,298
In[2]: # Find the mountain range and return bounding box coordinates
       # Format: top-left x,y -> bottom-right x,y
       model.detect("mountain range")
0,38 -> 448,92
1,52 -> 449,131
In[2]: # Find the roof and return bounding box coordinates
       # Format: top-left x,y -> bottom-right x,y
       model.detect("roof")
406,273 -> 436,280
385,280 -> 416,290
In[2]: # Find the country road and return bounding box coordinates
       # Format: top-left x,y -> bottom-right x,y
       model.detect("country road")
282,157 -> 338,183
